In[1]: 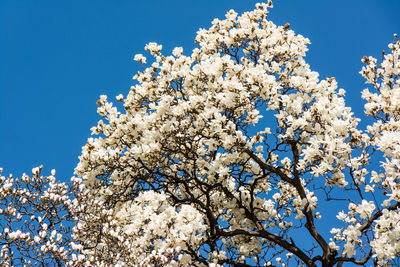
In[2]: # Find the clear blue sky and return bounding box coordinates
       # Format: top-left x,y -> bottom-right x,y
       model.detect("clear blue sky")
1,0 -> 399,182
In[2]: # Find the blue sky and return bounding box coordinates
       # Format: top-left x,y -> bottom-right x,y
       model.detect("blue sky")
1,0 -> 399,183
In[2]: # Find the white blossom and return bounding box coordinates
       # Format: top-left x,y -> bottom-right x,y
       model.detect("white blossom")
1,2 -> 400,267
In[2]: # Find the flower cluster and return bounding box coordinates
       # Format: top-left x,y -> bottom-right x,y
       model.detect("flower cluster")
0,167 -> 85,266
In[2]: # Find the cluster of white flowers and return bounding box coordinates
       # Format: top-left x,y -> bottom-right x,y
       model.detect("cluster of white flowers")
72,190 -> 207,266
326,36 -> 400,265
0,166 -> 85,266
1,2 -> 399,266
370,209 -> 400,263
133,54 -> 147,64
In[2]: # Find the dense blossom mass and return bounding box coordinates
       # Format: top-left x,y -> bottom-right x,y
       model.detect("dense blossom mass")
1,1 -> 400,266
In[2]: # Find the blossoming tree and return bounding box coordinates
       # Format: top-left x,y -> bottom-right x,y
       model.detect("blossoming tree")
1,1 -> 400,266
0,167 -> 85,266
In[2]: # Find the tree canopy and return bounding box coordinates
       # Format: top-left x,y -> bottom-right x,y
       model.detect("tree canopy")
1,2 -> 400,266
